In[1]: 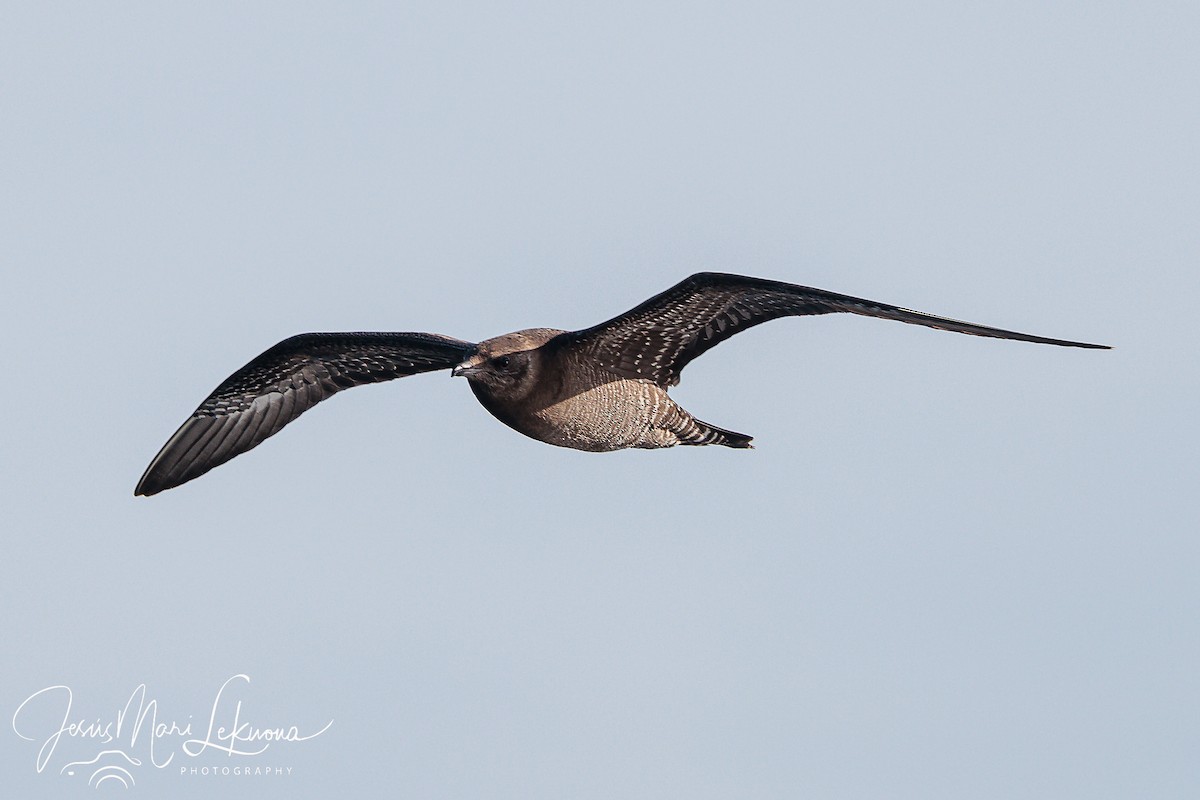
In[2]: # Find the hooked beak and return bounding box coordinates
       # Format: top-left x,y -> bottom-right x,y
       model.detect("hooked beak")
451,362 -> 482,378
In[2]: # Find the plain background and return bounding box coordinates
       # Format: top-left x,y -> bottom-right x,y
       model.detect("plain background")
2,2 -> 1196,797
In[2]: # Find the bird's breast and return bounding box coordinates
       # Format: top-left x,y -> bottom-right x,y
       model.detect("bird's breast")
471,372 -> 674,451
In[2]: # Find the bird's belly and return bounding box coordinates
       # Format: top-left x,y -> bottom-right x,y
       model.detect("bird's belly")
522,379 -> 673,451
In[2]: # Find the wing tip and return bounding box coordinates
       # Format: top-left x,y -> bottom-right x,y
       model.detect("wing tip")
133,469 -> 171,497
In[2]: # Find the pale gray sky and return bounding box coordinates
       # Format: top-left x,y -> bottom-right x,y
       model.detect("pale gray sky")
2,2 -> 1197,798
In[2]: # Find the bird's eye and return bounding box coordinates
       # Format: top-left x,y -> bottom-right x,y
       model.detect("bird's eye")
493,356 -> 511,369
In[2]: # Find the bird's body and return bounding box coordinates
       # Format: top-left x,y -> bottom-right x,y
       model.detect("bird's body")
135,272 -> 1108,495
459,328 -> 748,452
486,371 -> 742,451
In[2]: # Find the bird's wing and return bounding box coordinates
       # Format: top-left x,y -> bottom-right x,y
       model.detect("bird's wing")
558,272 -> 1109,387
135,332 -> 475,496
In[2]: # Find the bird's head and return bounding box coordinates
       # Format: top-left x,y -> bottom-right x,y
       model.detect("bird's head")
451,328 -> 563,402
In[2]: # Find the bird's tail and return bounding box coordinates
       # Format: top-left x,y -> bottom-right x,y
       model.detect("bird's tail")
683,417 -> 755,449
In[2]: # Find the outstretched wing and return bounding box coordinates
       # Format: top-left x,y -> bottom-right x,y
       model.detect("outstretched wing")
558,272 -> 1109,387
135,332 -> 475,496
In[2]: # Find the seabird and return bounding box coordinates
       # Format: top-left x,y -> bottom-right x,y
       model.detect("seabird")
135,272 -> 1108,495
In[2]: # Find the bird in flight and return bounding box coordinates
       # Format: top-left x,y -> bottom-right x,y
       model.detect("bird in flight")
135,272 -> 1108,495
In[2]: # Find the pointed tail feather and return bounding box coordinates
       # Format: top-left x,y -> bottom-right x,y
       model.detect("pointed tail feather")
685,417 -> 754,448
